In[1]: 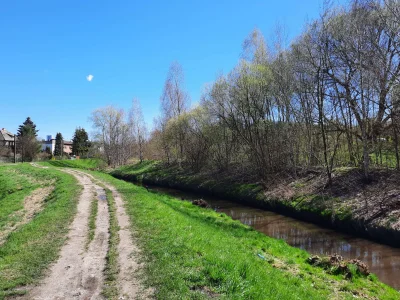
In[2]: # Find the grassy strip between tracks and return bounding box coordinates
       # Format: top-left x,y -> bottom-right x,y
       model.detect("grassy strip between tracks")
102,187 -> 120,299
86,170 -> 399,300
86,193 -> 99,250
0,164 -> 81,299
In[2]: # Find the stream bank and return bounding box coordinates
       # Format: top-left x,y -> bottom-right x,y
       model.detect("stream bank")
110,162 -> 400,248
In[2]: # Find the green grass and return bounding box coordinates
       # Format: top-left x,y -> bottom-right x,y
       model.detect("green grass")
86,193 -> 99,249
102,188 -> 120,299
370,152 -> 397,168
0,164 -> 55,232
0,164 -> 81,299
85,171 -> 398,299
45,158 -> 107,170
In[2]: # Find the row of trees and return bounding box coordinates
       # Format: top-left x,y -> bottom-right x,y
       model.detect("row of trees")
89,0 -> 400,185
9,117 -> 91,162
53,129 -> 91,157
146,0 -> 400,184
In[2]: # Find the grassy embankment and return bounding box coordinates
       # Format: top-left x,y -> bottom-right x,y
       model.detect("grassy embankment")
110,161 -> 400,247
46,158 -> 107,170
45,160 -> 398,299
0,164 -> 81,299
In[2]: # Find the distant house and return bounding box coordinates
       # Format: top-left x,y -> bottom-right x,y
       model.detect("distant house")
41,135 -> 56,153
63,141 -> 73,155
41,135 -> 73,155
0,128 -> 15,147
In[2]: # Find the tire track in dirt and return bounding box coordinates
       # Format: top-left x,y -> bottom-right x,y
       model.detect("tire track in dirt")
22,169 -> 110,300
68,170 -> 150,300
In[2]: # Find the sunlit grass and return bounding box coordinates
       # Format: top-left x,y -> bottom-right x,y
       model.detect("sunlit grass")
0,164 -> 81,299
88,171 -> 399,299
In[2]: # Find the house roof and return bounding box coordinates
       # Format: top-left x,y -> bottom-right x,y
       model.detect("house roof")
40,140 -> 73,145
0,128 -> 15,141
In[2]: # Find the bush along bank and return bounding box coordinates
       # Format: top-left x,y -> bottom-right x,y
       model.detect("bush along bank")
110,161 -> 400,248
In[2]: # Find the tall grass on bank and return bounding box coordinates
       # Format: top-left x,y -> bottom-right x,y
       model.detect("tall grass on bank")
88,171 -> 399,300
0,165 -> 81,299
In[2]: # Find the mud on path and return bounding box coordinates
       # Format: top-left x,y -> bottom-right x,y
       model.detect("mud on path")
22,169 -> 110,300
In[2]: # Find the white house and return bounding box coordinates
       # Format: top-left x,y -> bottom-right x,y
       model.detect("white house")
41,135 -> 73,155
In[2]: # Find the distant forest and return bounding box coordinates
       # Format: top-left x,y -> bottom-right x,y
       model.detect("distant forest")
91,0 -> 400,185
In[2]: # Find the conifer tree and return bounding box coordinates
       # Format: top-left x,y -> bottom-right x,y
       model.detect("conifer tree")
72,127 -> 90,156
17,117 -> 40,162
54,132 -> 63,157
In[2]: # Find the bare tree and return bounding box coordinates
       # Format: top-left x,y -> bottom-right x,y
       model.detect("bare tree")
160,62 -> 190,162
90,106 -> 133,167
129,98 -> 148,163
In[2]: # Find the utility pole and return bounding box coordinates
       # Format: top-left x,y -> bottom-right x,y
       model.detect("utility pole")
14,135 -> 16,163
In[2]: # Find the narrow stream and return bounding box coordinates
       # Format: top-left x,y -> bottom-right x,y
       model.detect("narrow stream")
145,185 -> 400,290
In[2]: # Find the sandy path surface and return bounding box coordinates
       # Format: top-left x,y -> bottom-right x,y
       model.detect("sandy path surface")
23,169 -> 110,300
68,170 -> 147,300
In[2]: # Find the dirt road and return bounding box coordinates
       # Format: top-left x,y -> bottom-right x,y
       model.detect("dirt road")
22,168 -> 145,300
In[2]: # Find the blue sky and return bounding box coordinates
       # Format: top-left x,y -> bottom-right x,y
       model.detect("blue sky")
0,0 -> 345,140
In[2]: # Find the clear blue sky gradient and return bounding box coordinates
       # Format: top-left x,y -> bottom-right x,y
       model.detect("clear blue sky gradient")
0,0 -> 345,140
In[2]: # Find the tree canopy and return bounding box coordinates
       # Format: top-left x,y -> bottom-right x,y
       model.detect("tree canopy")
54,132 -> 63,157
16,117 -> 40,162
72,127 -> 90,156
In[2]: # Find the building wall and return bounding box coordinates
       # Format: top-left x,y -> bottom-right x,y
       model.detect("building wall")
63,143 -> 73,155
40,136 -> 72,155
41,140 -> 56,153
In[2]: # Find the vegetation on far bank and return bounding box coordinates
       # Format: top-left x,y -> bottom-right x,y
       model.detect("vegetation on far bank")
85,169 -> 399,299
0,164 -> 81,299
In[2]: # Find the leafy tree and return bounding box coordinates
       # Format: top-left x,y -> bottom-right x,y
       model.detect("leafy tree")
54,132 -> 63,157
17,117 -> 40,162
72,127 -> 91,156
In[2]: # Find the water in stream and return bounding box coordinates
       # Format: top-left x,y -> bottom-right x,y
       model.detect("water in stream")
146,185 -> 400,290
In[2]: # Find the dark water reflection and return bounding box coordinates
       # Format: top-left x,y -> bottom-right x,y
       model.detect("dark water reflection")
149,186 -> 400,290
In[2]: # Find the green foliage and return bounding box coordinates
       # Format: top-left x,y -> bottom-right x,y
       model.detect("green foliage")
45,146 -> 51,155
54,132 -> 63,157
17,117 -> 38,137
16,117 -> 41,162
72,127 -> 91,156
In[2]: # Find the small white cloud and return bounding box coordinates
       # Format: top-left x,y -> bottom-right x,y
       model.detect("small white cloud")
86,74 -> 94,82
